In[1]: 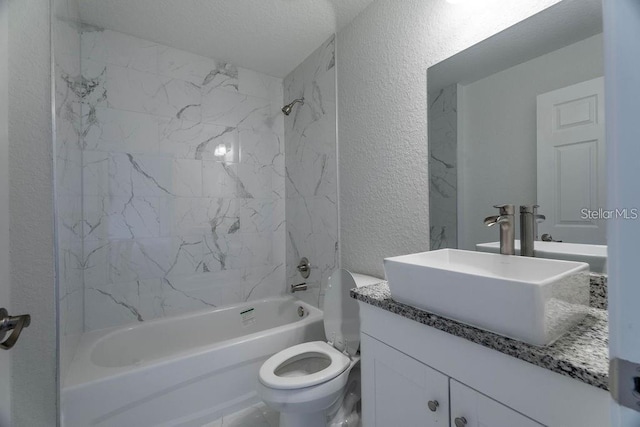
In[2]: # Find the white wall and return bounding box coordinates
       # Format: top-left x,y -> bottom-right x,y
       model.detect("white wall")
604,0 -> 640,425
8,0 -> 58,425
337,0 -> 561,277
0,0 -> 11,423
459,33 -> 603,250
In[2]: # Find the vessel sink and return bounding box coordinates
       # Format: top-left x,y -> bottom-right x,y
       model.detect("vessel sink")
476,240 -> 607,273
383,249 -> 590,346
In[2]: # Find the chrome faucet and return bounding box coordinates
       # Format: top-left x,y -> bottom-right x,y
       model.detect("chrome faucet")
519,205 -> 534,257
532,205 -> 546,241
520,205 -> 547,257
484,204 -> 516,255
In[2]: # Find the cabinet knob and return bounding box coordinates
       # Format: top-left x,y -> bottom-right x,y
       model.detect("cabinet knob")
454,417 -> 467,427
427,400 -> 439,412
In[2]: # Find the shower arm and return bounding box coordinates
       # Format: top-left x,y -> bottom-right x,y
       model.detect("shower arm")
282,98 -> 304,115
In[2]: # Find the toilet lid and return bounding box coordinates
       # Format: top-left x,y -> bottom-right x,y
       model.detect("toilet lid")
323,269 -> 363,357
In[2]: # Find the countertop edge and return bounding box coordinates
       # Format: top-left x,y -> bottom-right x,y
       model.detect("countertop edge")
351,282 -> 609,391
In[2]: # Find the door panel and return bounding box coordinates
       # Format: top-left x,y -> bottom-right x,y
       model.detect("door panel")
537,77 -> 606,244
5,0 -> 59,425
603,0 -> 640,424
555,140 -> 597,224
0,0 -> 11,423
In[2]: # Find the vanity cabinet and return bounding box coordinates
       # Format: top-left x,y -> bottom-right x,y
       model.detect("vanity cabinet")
358,304 -> 610,427
361,334 -> 449,426
362,334 -> 542,427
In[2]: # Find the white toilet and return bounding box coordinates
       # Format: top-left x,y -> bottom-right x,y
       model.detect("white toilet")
257,269 -> 380,427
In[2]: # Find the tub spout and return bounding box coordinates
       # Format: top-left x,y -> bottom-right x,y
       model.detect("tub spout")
290,283 -> 307,293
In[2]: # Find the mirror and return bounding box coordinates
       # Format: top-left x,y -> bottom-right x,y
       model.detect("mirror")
428,0 -> 605,255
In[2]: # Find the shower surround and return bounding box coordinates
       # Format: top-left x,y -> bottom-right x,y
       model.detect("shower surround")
284,36 -> 338,308
79,28 -> 286,331
56,27 -> 341,424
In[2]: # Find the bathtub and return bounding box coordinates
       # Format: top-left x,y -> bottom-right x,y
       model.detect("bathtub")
62,297 -> 324,427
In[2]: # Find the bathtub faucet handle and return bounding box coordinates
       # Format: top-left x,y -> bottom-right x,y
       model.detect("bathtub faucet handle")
297,257 -> 311,279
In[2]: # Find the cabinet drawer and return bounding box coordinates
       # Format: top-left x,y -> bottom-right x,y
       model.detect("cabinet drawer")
450,379 -> 543,427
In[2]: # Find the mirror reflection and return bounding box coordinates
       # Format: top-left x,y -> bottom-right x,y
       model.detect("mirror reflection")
428,0 -> 606,269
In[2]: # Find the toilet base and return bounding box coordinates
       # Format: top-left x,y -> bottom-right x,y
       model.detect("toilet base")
280,411 -> 326,427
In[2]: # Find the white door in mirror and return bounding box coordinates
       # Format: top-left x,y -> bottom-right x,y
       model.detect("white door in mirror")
537,77 -> 606,245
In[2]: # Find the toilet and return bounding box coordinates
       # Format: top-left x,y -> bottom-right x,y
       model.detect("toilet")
257,269 -> 380,427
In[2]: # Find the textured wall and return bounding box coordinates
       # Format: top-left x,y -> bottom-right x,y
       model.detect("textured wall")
80,28 -> 285,331
8,0 -> 58,425
337,0 -> 561,278
284,36 -> 337,308
54,1 -> 84,382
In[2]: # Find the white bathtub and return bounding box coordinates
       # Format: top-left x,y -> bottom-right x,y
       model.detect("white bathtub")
62,297 -> 324,427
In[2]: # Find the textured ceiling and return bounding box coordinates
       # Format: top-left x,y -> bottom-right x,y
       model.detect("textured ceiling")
77,0 -> 375,77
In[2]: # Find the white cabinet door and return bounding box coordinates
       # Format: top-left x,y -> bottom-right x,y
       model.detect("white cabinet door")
450,379 -> 543,427
361,334 -> 449,426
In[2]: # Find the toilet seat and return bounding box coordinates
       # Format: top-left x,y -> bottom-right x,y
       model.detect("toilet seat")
257,270 -> 381,427
259,341 -> 350,390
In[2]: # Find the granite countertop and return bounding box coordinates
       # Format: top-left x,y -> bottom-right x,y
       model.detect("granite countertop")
351,281 -> 609,391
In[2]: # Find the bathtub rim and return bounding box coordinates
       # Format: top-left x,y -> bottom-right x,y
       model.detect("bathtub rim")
63,296 -> 323,390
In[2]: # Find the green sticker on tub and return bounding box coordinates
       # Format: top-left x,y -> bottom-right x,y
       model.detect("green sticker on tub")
241,308 -> 255,326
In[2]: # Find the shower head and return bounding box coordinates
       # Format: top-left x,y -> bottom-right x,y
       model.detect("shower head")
282,98 -> 304,115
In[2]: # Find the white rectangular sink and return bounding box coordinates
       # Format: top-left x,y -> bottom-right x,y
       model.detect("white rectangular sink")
383,249 -> 590,346
476,241 -> 607,273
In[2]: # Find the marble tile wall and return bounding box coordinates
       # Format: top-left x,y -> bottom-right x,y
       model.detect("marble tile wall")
284,36 -> 338,308
80,28 -> 286,331
54,8 -> 84,378
428,84 -> 457,249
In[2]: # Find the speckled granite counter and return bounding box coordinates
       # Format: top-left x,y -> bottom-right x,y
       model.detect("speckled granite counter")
589,273 -> 608,310
351,280 -> 609,391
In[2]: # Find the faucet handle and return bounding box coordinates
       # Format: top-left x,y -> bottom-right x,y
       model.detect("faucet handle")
532,205 -> 545,220
493,204 -> 515,215
541,234 -> 562,242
